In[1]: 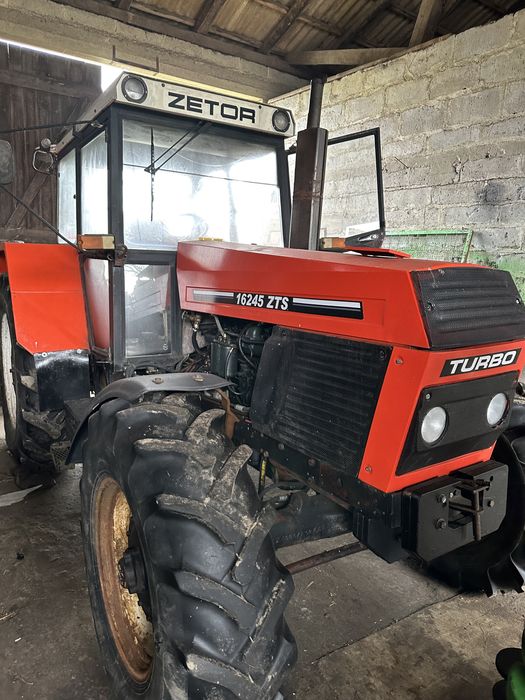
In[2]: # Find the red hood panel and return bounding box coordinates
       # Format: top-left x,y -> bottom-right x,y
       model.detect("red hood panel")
177,241 -> 478,349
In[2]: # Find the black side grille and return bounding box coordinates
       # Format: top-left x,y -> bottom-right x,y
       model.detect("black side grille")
412,267 -> 525,349
250,328 -> 391,476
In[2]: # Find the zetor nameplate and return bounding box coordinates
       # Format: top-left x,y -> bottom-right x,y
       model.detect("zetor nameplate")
441,349 -> 521,376
191,289 -> 364,319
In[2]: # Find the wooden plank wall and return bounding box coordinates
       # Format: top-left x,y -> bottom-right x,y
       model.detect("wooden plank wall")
0,44 -> 100,241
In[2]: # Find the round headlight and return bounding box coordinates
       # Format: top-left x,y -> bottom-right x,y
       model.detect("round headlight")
487,392 -> 508,426
122,76 -> 148,103
421,406 -> 447,444
272,109 -> 291,133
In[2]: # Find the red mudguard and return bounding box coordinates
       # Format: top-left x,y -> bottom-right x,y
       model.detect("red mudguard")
1,242 -> 88,354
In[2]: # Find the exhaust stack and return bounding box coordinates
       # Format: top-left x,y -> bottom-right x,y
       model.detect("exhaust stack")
289,78 -> 328,251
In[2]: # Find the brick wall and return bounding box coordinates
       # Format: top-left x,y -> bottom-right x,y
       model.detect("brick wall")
274,11 -> 525,291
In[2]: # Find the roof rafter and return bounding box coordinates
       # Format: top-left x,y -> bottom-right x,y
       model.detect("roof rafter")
51,0 -> 309,78
194,0 -> 226,34
410,0 -> 443,46
287,46 -> 405,66
390,2 -> 453,35
471,0 -> 507,15
254,0 -> 344,37
262,0 -> 311,52
336,0 -> 392,49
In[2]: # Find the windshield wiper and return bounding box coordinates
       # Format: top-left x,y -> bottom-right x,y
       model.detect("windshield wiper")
144,121 -> 209,175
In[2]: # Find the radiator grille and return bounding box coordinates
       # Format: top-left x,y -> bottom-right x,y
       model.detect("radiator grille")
413,267 -> 525,349
251,329 -> 391,475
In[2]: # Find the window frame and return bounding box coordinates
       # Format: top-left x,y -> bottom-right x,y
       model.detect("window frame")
57,148 -> 78,243
116,105 -> 291,251
287,127 -> 386,245
80,129 -> 110,237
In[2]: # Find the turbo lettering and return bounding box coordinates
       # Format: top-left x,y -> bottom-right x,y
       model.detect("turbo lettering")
441,349 -> 521,376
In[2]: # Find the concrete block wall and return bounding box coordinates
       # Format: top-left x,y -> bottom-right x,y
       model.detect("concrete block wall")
274,11 -> 525,290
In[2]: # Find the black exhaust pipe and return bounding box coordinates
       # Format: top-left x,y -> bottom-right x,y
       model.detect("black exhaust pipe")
289,78 -> 328,251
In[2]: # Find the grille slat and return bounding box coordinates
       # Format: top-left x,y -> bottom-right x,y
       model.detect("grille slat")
413,267 -> 525,348
251,328 -> 390,476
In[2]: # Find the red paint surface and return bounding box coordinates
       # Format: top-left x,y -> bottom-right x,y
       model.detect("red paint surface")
177,241 -> 473,349
359,340 -> 525,492
4,243 -> 88,353
177,241 -> 525,493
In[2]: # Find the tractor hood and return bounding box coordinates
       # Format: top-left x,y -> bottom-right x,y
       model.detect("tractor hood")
177,240 -> 525,351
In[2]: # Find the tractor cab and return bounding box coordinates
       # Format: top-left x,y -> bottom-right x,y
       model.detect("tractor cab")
2,70 -> 525,700
55,73 -> 294,377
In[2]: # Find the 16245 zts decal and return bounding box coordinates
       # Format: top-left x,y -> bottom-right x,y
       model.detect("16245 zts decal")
191,289 -> 363,319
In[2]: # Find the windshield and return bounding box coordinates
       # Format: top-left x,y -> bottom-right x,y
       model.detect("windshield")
122,119 -> 284,250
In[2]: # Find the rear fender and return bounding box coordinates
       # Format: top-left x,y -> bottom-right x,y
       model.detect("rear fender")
0,242 -> 90,411
2,242 -> 88,354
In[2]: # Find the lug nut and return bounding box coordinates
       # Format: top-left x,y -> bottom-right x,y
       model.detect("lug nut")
437,494 -> 447,506
488,499 -> 495,508
435,518 -> 447,530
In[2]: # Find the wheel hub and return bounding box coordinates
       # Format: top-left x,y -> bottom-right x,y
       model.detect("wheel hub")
118,547 -> 147,596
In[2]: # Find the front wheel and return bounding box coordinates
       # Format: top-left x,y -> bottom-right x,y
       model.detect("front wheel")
80,393 -> 296,699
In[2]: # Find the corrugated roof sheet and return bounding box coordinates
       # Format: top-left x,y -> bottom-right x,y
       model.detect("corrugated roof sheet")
101,0 -> 522,75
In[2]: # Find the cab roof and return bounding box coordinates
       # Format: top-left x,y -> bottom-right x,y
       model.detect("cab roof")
57,72 -> 295,153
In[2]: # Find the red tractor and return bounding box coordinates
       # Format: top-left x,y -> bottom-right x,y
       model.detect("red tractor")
0,73 -> 525,700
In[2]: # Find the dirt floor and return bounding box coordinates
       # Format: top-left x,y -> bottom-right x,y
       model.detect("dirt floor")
0,426 -> 524,700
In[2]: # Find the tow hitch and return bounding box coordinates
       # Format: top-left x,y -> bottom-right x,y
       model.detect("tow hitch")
402,461 -> 508,561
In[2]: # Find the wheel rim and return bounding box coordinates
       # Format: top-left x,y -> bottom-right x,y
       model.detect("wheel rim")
1,313 -> 16,428
94,476 -> 154,684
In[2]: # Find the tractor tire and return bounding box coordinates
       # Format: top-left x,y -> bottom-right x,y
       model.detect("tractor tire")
430,422 -> 525,595
80,392 -> 297,700
0,275 -> 65,487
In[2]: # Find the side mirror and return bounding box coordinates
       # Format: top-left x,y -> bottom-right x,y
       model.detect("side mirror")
32,138 -> 55,174
0,140 -> 14,185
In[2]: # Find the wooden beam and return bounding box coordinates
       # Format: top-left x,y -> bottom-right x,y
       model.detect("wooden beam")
0,227 -> 56,242
390,2 -> 452,35
410,0 -> 443,47
5,99 -> 91,230
0,67 -> 99,99
194,0 -> 226,34
50,0 -> 308,79
287,47 -> 405,66
262,0 -> 311,52
116,0 -> 132,9
336,0 -> 392,49
164,0 -> 346,39
253,0 -> 344,37
471,0 -> 506,15
5,173 -> 48,229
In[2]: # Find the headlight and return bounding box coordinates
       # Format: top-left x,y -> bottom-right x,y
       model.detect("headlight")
272,109 -> 291,133
122,76 -> 148,103
487,392 -> 508,426
421,406 -> 447,444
